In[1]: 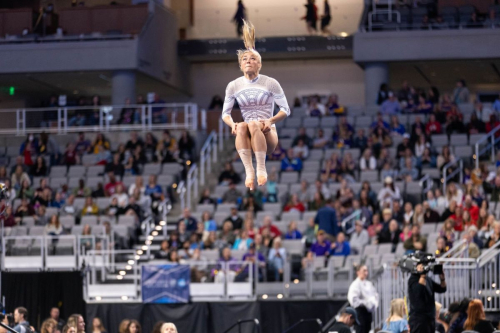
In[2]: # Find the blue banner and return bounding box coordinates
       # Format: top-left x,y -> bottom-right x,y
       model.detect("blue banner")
141,264 -> 190,303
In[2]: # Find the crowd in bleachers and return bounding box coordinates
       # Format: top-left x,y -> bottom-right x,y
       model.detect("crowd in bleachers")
152,81 -> 500,284
0,129 -> 195,251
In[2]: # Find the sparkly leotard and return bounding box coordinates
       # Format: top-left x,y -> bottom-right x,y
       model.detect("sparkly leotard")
222,74 -> 291,126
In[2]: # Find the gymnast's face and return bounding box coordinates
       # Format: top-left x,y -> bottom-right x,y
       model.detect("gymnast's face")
240,51 -> 261,75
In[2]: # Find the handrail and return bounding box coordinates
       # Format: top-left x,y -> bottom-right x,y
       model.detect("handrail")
340,210 -> 361,232
181,164 -> 198,210
200,130 -> 218,186
218,117 -> 230,152
442,158 -> 463,193
368,10 -> 401,31
439,238 -> 467,259
1,103 -> 199,135
222,319 -> 261,333
419,174 -> 433,194
475,124 -> 500,169
282,318 -> 322,333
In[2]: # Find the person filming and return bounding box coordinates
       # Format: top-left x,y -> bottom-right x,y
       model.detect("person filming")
408,263 -> 446,333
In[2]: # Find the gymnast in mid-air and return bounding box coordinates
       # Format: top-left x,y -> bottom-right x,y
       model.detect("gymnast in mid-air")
222,20 -> 290,191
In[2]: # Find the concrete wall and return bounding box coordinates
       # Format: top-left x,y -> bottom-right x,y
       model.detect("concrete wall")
188,0 -> 363,39
0,40 -> 137,74
354,29 -> 500,63
190,58 -> 365,110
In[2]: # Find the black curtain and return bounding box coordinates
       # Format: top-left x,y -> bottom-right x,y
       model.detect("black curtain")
86,300 -> 344,333
1,272 -> 85,331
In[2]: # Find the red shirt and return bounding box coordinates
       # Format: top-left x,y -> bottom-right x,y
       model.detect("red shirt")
425,121 -> 441,135
259,225 -> 281,238
450,214 -> 463,231
464,205 -> 479,224
486,121 -> 500,137
104,181 -> 124,196
283,202 -> 306,213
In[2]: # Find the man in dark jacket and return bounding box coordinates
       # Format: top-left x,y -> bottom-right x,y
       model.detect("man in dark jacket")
314,198 -> 338,241
378,220 -> 400,252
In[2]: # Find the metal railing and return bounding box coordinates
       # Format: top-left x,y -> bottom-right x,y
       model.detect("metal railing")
442,158 -> 463,193
178,163 -> 199,211
199,131 -> 218,186
219,117 -> 230,151
1,103 -> 199,135
419,174 -> 433,196
373,241 -> 500,330
475,124 -> 500,169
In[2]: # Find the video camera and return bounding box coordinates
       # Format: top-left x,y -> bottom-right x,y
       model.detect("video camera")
398,251 -> 443,275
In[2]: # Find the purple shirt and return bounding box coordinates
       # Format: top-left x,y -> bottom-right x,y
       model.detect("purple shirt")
310,240 -> 331,256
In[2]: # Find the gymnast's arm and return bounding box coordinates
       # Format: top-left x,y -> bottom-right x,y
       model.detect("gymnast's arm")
222,82 -> 237,132
261,79 -> 290,131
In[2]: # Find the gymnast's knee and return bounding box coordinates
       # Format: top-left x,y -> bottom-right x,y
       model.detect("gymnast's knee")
236,122 -> 249,136
248,121 -> 262,135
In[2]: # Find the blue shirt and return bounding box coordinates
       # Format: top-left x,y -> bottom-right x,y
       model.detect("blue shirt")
241,251 -> 266,273
281,157 -> 302,172
204,219 -> 217,232
391,124 -> 406,135
493,99 -> 500,112
145,184 -> 163,196
314,206 -> 339,236
380,99 -> 401,114
381,319 -> 408,333
285,230 -> 303,240
310,240 -> 331,256
330,241 -> 351,256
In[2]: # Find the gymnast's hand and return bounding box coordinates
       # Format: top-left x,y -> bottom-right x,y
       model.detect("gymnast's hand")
260,119 -> 272,133
231,123 -> 238,136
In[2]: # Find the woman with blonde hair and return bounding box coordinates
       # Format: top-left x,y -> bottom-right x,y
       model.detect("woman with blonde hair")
463,299 -> 495,333
381,298 -> 408,333
118,320 -> 130,333
92,318 -> 106,333
160,323 -> 178,333
40,318 -> 57,333
222,20 -> 290,190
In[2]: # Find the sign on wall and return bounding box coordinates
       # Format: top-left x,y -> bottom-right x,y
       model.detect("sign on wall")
141,265 -> 190,303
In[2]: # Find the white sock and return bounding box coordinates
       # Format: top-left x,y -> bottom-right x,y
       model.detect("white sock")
254,151 -> 267,179
237,149 -> 255,180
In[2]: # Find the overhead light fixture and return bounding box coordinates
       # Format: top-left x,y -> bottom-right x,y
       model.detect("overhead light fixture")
119,271 -> 126,276
142,245 -> 148,250
117,275 -> 123,280
127,260 -> 135,265
159,221 -> 166,226
262,294 -> 268,300
125,265 -> 132,270
135,255 -> 141,260
137,250 -> 143,255
121,296 -> 128,301
152,231 -> 158,236
339,32 -> 348,37
277,294 -> 283,299
95,296 -> 102,301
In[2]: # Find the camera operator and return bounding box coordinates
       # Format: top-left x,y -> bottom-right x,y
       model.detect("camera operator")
408,263 -> 446,333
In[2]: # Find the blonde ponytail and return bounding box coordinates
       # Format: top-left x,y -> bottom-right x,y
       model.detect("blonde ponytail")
241,19 -> 256,50
237,20 -> 261,64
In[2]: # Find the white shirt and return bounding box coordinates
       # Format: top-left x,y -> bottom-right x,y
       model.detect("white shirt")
348,277 -> 379,312
350,229 -> 369,253
293,145 -> 309,159
360,156 -> 377,170
222,74 -> 291,126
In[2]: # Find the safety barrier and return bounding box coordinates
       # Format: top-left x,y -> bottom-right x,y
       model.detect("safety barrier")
2,103 -> 199,135
442,158 -> 463,193
199,131 -> 218,186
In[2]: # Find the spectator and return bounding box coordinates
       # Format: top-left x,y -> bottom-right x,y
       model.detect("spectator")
91,133 -> 110,155
466,12 -> 482,28
50,308 -> 65,331
13,307 -> 30,333
399,157 -> 419,181
177,208 -> 198,232
381,299 -> 409,333
423,201 -> 440,223
437,146 -> 455,170
283,194 -> 306,213
308,230 -> 331,256
269,142 -> 286,161
178,130 -> 195,161
462,230 -> 480,259
254,233 -> 269,257
326,93 -> 344,115
425,114 -> 441,135
371,113 -> 390,132
126,320 -> 141,333
329,307 -> 359,333
15,198 -> 36,223
307,95 -> 326,117
75,132 -> 91,156
144,174 -> 163,203
486,221 -> 500,248
314,199 -> 338,240
304,217 -> 317,246
371,127 -> 392,156
111,184 -> 128,206
30,156 -> 47,177
268,237 -> 286,281
493,93 -> 500,112
284,221 -> 302,239
105,154 -> 125,178
233,228 -> 253,250
467,113 -> 485,134
333,116 -> 354,148
218,221 -> 236,248
446,104 -> 465,135
446,183 -> 463,207
359,149 -> 376,171
352,129 -> 368,152
390,115 -> 406,136
235,242 -> 265,282
416,94 -> 433,114
123,156 -> 139,176
329,231 -> 350,256
11,165 -> 30,191
309,191 -> 325,211
264,170 -> 278,203
350,220 -> 369,254
104,173 -> 124,197
17,180 -> 34,200
63,143 -> 79,166
485,114 -> 500,135
259,216 -> 281,238
453,80 -> 470,104
396,133 -> 412,159
199,188 -> 216,205
292,139 -> 309,159
377,177 -> 402,209
222,182 -> 243,204
44,214 -> 63,236
92,318 -> 106,333
19,134 -> 38,166
404,224 -> 427,253
218,162 -> 241,185
281,148 -> 303,172
224,206 -> 243,230
378,220 -> 400,252
81,197 -> 99,216
380,92 -> 401,114
463,299 -> 495,333
292,127 -> 312,147
209,94 -> 224,110
240,195 -> 261,215
321,152 -> 340,182
72,179 -> 91,198
377,83 -> 389,105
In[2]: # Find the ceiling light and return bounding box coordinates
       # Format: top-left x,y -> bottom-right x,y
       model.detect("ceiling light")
135,255 -> 140,260
137,250 -> 143,255
125,265 -> 132,270
152,231 -> 158,236
159,221 -> 166,226
147,236 -> 154,241
121,296 -> 128,301
142,245 -> 148,250
116,275 -> 123,280
155,226 -> 162,231
262,294 -> 268,300
119,271 -> 126,276
127,260 -> 135,265
95,296 -> 102,301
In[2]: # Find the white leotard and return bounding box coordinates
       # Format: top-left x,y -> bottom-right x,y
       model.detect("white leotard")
222,74 -> 290,126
